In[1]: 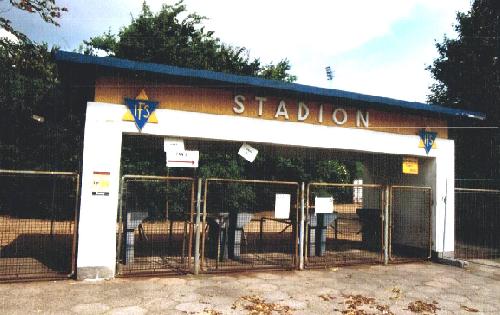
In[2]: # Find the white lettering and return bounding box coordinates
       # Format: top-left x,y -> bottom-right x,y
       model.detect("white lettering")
233,95 -> 245,114
275,100 -> 289,120
318,104 -> 324,123
332,108 -> 348,125
356,110 -> 369,128
298,102 -> 309,121
255,96 -> 266,116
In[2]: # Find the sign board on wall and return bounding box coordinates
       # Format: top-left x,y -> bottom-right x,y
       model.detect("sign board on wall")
402,157 -> 419,175
166,150 -> 199,168
275,194 -> 291,219
92,171 -> 110,196
314,197 -> 334,214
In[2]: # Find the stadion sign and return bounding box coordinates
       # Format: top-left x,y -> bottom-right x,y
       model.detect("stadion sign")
232,95 -> 370,128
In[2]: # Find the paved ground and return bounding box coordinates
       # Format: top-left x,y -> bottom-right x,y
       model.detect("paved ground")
0,262 -> 499,314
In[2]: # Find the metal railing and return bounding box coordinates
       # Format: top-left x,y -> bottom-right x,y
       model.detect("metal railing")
305,183 -> 385,268
0,169 -> 80,281
116,175 -> 195,276
201,178 -> 300,272
455,188 -> 500,260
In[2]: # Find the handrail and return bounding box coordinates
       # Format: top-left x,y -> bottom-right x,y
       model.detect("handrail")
0,169 -> 77,176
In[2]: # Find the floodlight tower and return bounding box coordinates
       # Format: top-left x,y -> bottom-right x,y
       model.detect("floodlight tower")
325,66 -> 334,89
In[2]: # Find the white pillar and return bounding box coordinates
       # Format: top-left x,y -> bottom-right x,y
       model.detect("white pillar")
76,104 -> 123,279
433,140 -> 455,256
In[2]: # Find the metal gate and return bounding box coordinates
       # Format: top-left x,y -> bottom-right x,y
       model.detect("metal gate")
0,170 -> 79,281
201,179 -> 299,272
305,183 -> 384,268
116,175 -> 195,276
455,188 -> 500,260
389,186 -> 432,262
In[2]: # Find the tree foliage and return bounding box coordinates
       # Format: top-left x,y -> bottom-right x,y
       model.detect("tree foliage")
427,0 -> 500,185
0,39 -> 82,170
120,137 -> 356,217
1,0 -> 67,41
80,1 -> 296,82
0,0 -> 80,170
427,0 -> 500,121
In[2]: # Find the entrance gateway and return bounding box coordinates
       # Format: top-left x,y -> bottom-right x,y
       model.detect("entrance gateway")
54,51 -> 485,280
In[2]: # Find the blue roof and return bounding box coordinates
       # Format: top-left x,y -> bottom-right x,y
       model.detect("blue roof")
55,50 -> 485,120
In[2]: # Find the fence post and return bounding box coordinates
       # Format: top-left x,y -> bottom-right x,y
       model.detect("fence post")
384,185 -> 390,265
194,178 -> 202,275
299,182 -> 305,270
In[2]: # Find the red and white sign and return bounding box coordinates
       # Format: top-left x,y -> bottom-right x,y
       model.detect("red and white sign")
166,150 -> 199,168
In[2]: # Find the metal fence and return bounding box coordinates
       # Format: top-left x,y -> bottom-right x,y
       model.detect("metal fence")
116,175 -> 195,276
0,170 -> 79,281
305,183 -> 384,268
455,188 -> 500,260
389,186 -> 432,262
201,179 -> 299,272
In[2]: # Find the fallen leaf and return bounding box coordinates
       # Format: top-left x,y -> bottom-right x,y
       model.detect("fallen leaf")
406,300 -> 441,314
232,295 -> 293,315
389,287 -> 402,300
319,294 -> 336,301
460,305 -> 479,313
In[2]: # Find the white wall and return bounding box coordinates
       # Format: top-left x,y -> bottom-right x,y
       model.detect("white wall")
77,102 -> 455,278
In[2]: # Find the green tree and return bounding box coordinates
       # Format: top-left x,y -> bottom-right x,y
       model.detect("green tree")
427,0 -> 500,186
259,59 -> 297,83
80,1 -> 296,81
1,0 -> 67,41
0,0 -> 79,171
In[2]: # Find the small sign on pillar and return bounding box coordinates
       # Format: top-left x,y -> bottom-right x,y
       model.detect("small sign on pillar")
92,171 -> 110,196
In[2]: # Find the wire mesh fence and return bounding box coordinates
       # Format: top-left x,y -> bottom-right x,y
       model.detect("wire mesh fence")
455,188 -> 500,260
389,186 -> 432,262
116,176 -> 195,276
305,183 -> 384,268
201,179 -> 299,272
0,170 -> 79,281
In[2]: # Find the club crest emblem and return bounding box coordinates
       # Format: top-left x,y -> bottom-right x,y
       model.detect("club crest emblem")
123,89 -> 159,131
419,130 -> 437,154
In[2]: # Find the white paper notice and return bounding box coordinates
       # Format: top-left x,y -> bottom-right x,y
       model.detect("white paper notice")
164,137 -> 185,152
238,143 -> 258,162
315,197 -> 334,214
275,194 -> 291,219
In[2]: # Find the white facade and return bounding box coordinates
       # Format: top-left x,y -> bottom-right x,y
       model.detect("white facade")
76,102 -> 455,279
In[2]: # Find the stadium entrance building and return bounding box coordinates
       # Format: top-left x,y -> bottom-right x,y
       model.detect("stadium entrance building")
55,51 -> 485,280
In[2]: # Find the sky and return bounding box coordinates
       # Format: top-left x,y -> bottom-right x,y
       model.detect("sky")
1,0 -> 473,103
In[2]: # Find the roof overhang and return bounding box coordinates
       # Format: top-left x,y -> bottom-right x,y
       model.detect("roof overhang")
54,50 -> 486,121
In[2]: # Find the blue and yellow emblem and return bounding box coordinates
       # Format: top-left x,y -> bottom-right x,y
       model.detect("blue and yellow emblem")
418,129 -> 437,154
123,89 -> 159,131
